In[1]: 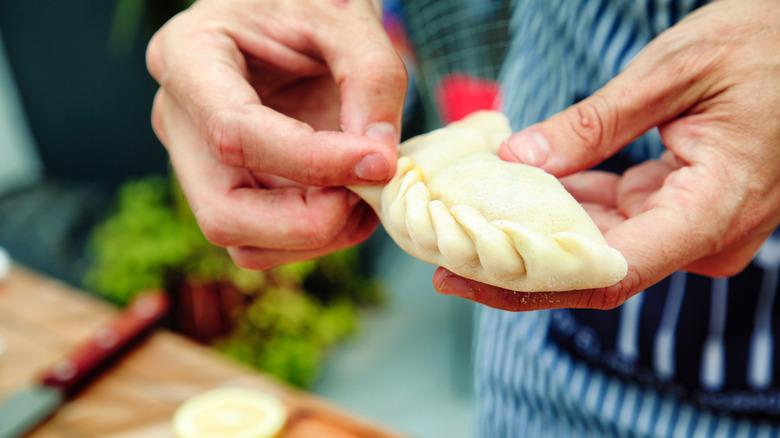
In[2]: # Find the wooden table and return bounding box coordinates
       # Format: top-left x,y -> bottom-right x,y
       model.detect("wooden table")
0,266 -> 407,438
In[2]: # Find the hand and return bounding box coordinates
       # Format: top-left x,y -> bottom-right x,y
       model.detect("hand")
434,0 -> 780,311
146,0 -> 407,269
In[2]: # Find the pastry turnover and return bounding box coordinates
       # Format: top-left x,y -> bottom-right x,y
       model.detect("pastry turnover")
350,111 -> 627,292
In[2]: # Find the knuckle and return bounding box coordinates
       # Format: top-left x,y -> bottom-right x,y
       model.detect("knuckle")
568,96 -> 614,155
205,109 -> 246,168
376,65 -> 409,98
302,148 -> 328,187
700,228 -> 724,256
372,53 -> 408,88
356,41 -> 409,91
145,32 -> 163,81
150,94 -> 168,146
145,11 -> 188,83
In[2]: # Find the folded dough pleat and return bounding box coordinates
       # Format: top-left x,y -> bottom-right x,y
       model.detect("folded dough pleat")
405,183 -> 438,252
428,200 -> 477,270
450,205 -> 526,281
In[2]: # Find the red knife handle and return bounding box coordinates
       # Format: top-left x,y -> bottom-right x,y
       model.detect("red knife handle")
39,291 -> 169,397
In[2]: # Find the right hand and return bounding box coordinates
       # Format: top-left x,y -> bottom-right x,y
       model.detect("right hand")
435,0 -> 780,311
146,0 -> 407,270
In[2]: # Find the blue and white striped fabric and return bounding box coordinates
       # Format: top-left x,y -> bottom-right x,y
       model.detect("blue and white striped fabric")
500,0 -> 711,161
476,0 -> 780,436
476,306 -> 780,437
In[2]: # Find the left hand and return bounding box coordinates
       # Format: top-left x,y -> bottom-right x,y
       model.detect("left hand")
434,0 -> 780,311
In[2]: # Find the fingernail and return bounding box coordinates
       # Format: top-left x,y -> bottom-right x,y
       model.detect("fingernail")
507,129 -> 550,166
437,276 -> 474,299
355,153 -> 389,181
364,122 -> 398,144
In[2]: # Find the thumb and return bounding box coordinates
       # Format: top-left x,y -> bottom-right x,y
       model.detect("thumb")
498,38 -> 714,177
319,1 -> 407,145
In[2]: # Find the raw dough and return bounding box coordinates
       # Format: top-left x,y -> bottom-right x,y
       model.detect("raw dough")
350,111 -> 627,292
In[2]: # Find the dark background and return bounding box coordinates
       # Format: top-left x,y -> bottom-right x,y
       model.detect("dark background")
0,0 -> 178,284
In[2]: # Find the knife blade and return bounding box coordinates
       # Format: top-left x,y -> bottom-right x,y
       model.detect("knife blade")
0,291 -> 169,438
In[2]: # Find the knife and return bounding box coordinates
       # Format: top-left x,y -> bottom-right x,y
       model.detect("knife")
0,291 -> 169,438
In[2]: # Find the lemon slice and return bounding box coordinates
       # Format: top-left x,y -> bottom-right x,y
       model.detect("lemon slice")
173,387 -> 288,438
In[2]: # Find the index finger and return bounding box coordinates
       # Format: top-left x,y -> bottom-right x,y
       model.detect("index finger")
154,90 -> 377,252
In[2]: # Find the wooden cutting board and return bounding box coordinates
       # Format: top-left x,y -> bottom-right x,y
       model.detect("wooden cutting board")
0,266 -> 407,438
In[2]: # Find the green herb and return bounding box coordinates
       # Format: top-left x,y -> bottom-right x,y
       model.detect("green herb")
84,174 -> 383,387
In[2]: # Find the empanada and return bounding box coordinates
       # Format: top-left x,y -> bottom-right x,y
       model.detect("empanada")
350,111 -> 627,292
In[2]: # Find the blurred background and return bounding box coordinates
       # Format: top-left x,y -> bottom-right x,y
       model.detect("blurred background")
0,0 -> 510,436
